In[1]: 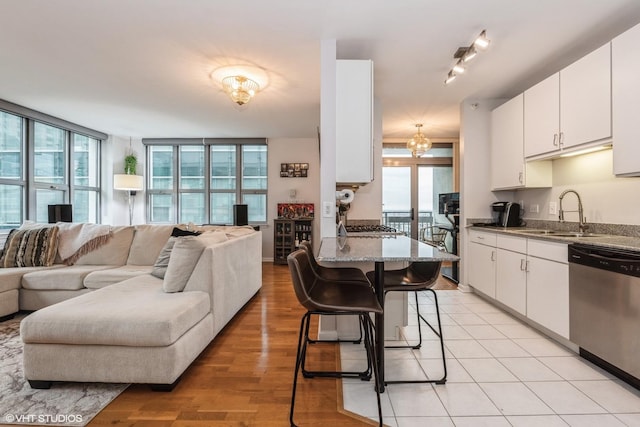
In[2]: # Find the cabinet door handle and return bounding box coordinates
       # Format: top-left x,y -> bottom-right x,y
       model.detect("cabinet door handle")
559,132 -> 564,146
553,133 -> 558,147
525,260 -> 530,272
520,259 -> 525,271
518,172 -> 523,184
490,251 -> 496,261
477,236 -> 484,240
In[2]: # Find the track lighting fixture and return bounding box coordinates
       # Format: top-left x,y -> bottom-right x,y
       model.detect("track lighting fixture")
445,29 -> 490,85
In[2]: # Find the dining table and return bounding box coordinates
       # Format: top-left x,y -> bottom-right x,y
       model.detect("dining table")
317,234 -> 459,392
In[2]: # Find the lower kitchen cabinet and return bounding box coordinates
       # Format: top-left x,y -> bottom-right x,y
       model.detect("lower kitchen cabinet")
496,248 -> 527,315
526,253 -> 570,339
468,230 -> 497,298
469,242 -> 496,298
467,230 -> 570,339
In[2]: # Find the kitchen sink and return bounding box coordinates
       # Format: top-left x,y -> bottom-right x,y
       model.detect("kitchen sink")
517,229 -> 557,235
516,230 -> 606,238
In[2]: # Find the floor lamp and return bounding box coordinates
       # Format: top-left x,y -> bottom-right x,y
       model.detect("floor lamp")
113,174 -> 144,225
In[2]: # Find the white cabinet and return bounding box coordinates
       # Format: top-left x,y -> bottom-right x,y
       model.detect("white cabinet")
496,235 -> 527,315
468,230 -> 496,298
613,22 -> 640,176
335,60 -> 373,184
491,94 -> 552,190
526,239 -> 569,339
467,231 -> 570,339
524,73 -> 560,157
524,43 -> 612,159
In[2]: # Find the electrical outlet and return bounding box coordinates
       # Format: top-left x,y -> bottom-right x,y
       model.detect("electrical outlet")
519,200 -> 524,211
529,204 -> 539,213
549,201 -> 557,215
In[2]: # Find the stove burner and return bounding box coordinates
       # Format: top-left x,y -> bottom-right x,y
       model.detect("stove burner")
344,225 -> 397,233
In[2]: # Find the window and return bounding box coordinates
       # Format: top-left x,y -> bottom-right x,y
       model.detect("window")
0,100 -> 106,228
145,139 -> 267,224
0,111 -> 24,230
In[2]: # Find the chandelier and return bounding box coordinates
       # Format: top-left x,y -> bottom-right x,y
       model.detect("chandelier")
406,124 -> 432,157
221,75 -> 260,106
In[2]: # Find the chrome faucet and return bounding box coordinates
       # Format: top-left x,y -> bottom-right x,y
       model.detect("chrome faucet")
558,189 -> 588,233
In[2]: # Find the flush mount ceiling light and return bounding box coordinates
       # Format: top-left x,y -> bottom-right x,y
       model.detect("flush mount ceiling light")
445,29 -> 490,85
210,63 -> 269,107
221,75 -> 260,106
406,124 -> 432,158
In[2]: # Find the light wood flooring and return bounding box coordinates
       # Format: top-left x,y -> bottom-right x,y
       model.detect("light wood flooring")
90,263 -> 456,426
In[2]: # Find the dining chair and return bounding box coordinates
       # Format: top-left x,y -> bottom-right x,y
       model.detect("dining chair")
366,261 -> 447,384
288,249 -> 383,427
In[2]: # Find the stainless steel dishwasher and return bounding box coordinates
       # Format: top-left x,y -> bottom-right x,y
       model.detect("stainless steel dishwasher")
569,243 -> 640,389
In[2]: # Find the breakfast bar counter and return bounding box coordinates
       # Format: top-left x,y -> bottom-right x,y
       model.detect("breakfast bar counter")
317,235 -> 458,391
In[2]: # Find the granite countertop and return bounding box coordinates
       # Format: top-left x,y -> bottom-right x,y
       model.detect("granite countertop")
467,224 -> 640,252
318,235 -> 459,262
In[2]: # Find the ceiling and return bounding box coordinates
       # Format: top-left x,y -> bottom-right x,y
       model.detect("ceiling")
2,0 -> 640,141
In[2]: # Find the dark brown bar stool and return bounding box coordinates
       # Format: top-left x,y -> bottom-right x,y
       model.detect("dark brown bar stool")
288,250 -> 383,427
299,240 -> 370,345
299,241 -> 370,285
366,261 -> 447,385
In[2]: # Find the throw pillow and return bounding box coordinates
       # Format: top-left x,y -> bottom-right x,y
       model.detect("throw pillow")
151,236 -> 177,279
162,236 -> 207,293
151,228 -> 202,280
0,226 -> 60,268
171,227 -> 201,237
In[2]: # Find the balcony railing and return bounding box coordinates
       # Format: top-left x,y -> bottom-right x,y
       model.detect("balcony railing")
382,210 -> 433,236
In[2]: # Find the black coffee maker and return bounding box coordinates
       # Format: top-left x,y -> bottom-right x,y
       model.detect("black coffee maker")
491,202 -> 521,227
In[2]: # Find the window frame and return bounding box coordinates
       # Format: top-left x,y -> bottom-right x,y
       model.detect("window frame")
0,100 -> 105,228
144,138 -> 267,225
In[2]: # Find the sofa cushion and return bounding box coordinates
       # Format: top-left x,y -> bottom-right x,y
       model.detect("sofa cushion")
127,225 -> 174,266
0,227 -> 59,268
76,226 -> 134,266
150,227 -> 202,280
20,276 -> 211,347
0,266 -> 64,292
162,236 -> 206,293
151,237 -> 176,280
162,232 -> 228,293
84,265 -> 154,289
21,265 -> 118,291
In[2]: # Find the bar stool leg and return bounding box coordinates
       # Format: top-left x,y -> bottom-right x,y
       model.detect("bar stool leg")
290,312 -> 311,427
361,314 -> 383,427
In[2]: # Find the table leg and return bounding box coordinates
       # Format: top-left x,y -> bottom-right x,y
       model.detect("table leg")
374,261 -> 385,392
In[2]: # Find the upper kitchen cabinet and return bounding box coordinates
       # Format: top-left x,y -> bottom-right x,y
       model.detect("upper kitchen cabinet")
612,22 -> 640,176
524,43 -> 612,159
491,94 -> 551,190
335,60 -> 373,184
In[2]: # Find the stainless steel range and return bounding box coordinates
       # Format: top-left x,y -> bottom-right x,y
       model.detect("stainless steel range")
344,224 -> 398,233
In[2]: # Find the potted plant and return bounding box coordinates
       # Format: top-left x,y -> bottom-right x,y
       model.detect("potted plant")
124,154 -> 137,175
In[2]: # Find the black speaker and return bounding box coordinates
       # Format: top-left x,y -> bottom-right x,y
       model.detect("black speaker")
48,204 -> 73,223
233,204 -> 248,226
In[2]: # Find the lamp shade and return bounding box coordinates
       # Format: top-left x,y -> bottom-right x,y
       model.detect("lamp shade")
113,174 -> 144,191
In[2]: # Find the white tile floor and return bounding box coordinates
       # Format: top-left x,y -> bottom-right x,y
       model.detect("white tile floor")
339,290 -> 640,427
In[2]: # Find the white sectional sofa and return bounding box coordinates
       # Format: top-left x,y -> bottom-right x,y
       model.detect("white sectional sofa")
0,223 -> 262,390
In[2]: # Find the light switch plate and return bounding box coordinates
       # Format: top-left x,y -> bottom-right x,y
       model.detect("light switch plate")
323,201 -> 333,218
549,201 -> 557,215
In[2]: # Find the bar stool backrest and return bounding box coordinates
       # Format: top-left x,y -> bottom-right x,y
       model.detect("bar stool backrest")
409,262 -> 442,285
299,241 -> 319,270
287,249 -> 320,312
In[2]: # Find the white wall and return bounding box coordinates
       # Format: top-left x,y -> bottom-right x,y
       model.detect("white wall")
459,98 -> 509,290
265,137 -> 320,259
102,135 -> 145,226
518,149 -> 640,225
